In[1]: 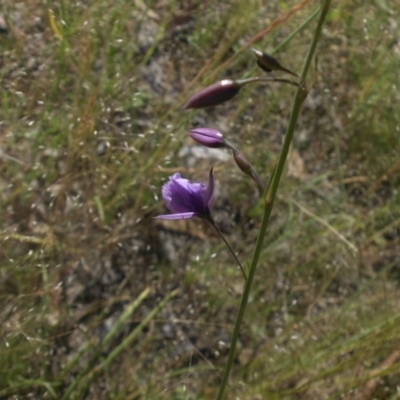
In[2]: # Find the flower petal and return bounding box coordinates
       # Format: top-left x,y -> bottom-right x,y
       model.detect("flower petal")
158,170 -> 215,220
204,167 -> 214,209
155,212 -> 196,220
168,179 -> 205,214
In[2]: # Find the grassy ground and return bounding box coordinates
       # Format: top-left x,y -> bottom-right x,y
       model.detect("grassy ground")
1,0 -> 400,399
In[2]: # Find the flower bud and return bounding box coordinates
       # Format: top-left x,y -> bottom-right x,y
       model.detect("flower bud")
251,48 -> 299,78
190,127 -> 226,148
233,151 -> 252,175
182,80 -> 241,110
233,150 -> 265,191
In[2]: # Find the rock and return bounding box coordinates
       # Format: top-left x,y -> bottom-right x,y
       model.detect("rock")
0,13 -> 8,34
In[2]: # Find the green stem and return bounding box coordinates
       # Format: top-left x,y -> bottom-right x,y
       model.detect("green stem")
236,76 -> 300,88
216,1 -> 332,399
209,220 -> 247,281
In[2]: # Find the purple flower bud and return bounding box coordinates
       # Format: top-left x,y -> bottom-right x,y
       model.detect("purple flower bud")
190,127 -> 226,148
156,168 -> 214,220
182,80 -> 241,110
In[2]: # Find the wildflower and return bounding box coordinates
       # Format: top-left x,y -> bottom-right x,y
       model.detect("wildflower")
156,168 -> 214,220
190,127 -> 226,148
182,80 -> 241,109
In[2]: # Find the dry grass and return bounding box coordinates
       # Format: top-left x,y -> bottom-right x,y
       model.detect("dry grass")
1,0 -> 400,398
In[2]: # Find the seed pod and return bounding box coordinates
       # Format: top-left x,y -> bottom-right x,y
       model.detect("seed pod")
233,150 -> 265,191
251,48 -> 299,78
233,150 -> 252,175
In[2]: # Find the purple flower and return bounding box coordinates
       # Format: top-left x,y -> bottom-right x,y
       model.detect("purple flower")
182,80 -> 241,109
156,169 -> 214,220
190,127 -> 226,148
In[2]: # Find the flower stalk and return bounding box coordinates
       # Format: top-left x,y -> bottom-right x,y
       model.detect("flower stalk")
156,1 -> 332,398
208,220 -> 247,281
216,1 -> 332,398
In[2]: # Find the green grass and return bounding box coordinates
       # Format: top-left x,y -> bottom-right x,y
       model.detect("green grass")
1,0 -> 400,398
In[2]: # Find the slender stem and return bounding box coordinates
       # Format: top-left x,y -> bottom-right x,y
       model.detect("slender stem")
0,149 -> 25,165
265,0 -> 332,206
209,220 -> 247,281
236,76 -> 300,88
216,198 -> 270,400
273,7 -> 321,54
216,2 -> 332,399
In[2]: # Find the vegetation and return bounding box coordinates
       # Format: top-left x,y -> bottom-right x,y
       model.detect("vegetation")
1,0 -> 400,398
